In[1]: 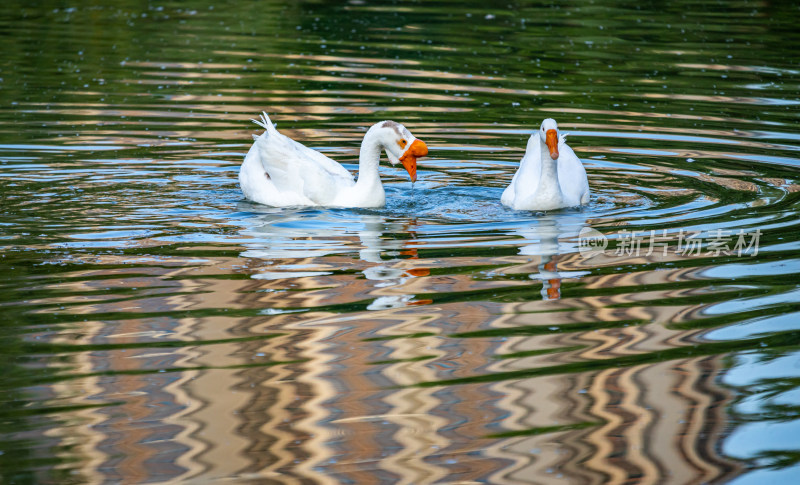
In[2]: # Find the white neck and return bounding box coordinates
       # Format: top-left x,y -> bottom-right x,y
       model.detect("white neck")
356,127 -> 382,186
350,126 -> 385,205
535,137 -> 564,205
539,138 -> 558,178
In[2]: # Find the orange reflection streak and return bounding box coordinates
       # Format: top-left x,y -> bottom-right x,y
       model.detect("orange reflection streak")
306,64 -> 505,82
214,50 -> 423,66
674,62 -> 774,72
274,73 -> 568,97
540,106 -> 754,124
637,91 -> 797,106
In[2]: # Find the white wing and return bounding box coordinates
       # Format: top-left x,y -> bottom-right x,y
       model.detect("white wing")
502,135 -> 543,209
556,137 -> 590,207
251,113 -> 355,205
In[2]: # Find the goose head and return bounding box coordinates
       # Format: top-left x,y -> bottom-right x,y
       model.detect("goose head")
377,120 -> 428,182
538,118 -> 559,160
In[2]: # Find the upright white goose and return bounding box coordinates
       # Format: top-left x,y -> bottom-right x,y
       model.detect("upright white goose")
501,118 -> 590,211
239,112 -> 428,208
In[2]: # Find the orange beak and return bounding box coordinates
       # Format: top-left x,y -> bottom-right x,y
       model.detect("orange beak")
545,129 -> 559,160
399,139 -> 428,182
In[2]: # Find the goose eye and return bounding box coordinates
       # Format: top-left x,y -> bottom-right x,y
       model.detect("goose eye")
398,139 -> 407,148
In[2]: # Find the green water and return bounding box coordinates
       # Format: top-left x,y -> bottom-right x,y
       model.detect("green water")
2,1 -> 800,483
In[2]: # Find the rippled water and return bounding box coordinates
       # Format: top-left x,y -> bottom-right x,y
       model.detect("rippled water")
2,1 -> 800,483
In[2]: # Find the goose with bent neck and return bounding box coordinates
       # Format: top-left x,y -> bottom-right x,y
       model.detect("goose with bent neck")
501,118 -> 590,211
347,124 -> 393,207
239,113 -> 428,208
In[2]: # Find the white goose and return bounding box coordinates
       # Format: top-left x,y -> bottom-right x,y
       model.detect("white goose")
501,118 -> 590,211
239,112 -> 428,208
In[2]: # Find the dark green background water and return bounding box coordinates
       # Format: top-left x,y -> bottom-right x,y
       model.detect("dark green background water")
2,1 -> 799,483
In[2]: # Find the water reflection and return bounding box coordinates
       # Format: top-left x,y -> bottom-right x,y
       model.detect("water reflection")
26,210 -> 745,482
3,0 -> 800,483
512,214 -> 592,300
6,169 -> 795,482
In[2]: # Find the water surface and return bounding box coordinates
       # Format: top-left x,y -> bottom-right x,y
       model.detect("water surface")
2,1 -> 800,483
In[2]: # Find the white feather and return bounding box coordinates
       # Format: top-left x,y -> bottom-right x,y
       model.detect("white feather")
239,113 -> 421,208
502,120 -> 589,211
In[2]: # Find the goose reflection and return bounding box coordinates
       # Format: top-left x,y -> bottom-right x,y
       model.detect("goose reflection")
237,204 -> 429,310
237,204 -> 355,264
513,212 -> 591,300
360,221 -> 431,311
